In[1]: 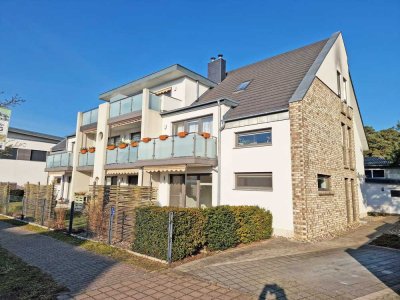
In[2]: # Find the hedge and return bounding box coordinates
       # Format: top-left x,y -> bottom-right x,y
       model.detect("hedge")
133,205 -> 273,261
203,206 -> 239,251
133,206 -> 205,261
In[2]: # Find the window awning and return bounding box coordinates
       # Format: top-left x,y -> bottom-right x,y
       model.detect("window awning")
106,169 -> 140,175
154,87 -> 172,95
144,165 -> 186,173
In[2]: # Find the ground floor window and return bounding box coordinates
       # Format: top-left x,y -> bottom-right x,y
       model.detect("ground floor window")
128,175 -> 138,185
169,174 -> 212,208
235,172 -> 272,190
105,176 -> 118,186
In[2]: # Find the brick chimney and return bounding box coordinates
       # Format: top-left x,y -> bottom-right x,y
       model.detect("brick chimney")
208,54 -> 226,84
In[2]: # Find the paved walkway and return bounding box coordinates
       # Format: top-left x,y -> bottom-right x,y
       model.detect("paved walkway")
177,216 -> 400,299
0,221 -> 251,299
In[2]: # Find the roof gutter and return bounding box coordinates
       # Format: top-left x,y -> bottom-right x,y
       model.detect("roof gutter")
160,98 -> 239,116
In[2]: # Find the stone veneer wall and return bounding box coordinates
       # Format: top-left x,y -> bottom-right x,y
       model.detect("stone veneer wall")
289,77 -> 358,240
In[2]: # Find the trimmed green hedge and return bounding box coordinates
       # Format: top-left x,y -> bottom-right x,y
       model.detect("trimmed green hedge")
203,206 -> 239,251
133,205 -> 273,261
133,207 -> 205,261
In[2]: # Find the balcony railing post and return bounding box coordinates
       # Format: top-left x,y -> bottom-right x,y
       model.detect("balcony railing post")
116,148 -> 119,164
152,139 -> 156,159
130,97 -> 133,113
171,136 -> 175,158
193,134 -> 196,157
205,137 -> 208,158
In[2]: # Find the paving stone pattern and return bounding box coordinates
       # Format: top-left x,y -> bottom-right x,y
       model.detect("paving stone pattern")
0,222 -> 251,299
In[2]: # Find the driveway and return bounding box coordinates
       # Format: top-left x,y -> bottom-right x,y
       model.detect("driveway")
176,216 -> 400,299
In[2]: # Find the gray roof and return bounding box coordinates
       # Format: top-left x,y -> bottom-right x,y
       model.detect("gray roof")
364,157 -> 393,167
8,127 -> 63,143
193,34 -> 337,121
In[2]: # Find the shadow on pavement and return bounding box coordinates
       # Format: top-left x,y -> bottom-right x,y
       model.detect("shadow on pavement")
259,283 -> 287,300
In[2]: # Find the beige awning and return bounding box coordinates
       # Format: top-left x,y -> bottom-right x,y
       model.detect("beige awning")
106,169 -> 140,175
144,165 -> 186,173
154,87 -> 172,95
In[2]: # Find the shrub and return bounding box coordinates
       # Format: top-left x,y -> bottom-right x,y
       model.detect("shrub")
203,206 -> 239,251
133,207 -> 205,261
229,206 -> 273,243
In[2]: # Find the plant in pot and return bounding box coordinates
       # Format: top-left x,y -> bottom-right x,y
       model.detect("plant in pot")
88,146 -> 96,153
119,139 -> 129,149
201,132 -> 211,139
159,134 -> 169,141
80,147 -> 88,154
107,143 -> 116,150
142,137 -> 152,143
130,140 -> 139,147
178,131 -> 188,138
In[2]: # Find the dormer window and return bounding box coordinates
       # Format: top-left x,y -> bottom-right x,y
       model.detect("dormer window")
235,80 -> 252,92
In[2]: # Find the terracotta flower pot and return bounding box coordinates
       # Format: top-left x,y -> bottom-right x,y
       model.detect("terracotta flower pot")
201,132 -> 211,139
80,149 -> 88,154
178,131 -> 188,138
130,141 -> 139,147
159,135 -> 169,141
119,143 -> 128,149
107,145 -> 116,150
142,137 -> 152,143
88,147 -> 96,153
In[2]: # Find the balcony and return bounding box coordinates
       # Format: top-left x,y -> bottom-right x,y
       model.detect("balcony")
106,133 -> 217,169
45,152 -> 73,172
109,94 -> 142,124
77,151 -> 95,171
81,108 -> 98,131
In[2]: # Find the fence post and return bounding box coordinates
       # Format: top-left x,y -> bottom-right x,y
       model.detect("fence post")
5,182 -> 10,215
108,206 -> 115,245
40,199 -> 46,226
167,211 -> 174,264
68,201 -> 75,235
121,211 -> 126,242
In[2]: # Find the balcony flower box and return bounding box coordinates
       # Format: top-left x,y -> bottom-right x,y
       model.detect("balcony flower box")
88,147 -> 96,153
80,148 -> 88,154
107,144 -> 116,150
142,137 -> 152,143
159,135 -> 169,141
119,142 -> 128,149
130,141 -> 139,147
200,132 -> 211,139
178,131 -> 188,138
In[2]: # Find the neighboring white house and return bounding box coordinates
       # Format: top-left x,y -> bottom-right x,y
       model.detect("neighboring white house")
0,127 -> 63,186
361,157 -> 400,214
45,32 -> 368,240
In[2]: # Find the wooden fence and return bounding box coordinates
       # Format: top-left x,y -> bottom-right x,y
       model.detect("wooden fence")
23,183 -> 56,226
86,184 -> 157,245
0,183 -> 10,214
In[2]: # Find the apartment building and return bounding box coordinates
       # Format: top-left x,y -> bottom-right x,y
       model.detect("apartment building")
0,127 -> 62,186
45,32 -> 368,240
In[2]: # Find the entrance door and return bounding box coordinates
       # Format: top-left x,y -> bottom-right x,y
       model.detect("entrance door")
170,175 -> 185,207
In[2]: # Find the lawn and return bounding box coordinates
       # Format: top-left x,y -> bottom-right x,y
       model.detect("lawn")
0,216 -> 165,271
0,246 -> 66,299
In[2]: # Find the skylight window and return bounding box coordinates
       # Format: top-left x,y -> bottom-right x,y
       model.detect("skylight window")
235,80 -> 252,92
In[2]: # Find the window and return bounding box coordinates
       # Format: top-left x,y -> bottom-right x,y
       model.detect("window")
16,149 -> 31,160
30,150 -> 47,162
235,172 -> 272,190
317,174 -> 331,191
130,132 -> 141,142
391,190 -> 400,197
366,169 -> 385,178
235,80 -> 252,92
105,176 -> 118,186
108,136 -> 121,145
172,116 -> 213,135
128,175 -> 138,185
0,147 -> 17,160
236,129 -> 272,147
343,78 -> 347,103
337,71 -> 341,97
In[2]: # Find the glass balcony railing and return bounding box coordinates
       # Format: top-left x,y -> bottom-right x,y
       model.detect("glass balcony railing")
82,108 -> 98,126
110,94 -> 142,118
149,93 -> 161,111
46,152 -> 73,168
78,152 -> 95,167
106,133 -> 216,165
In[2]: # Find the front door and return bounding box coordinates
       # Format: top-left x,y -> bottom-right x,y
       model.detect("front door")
170,175 -> 185,207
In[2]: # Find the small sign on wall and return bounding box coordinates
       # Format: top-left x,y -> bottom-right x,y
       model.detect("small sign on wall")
0,107 -> 11,151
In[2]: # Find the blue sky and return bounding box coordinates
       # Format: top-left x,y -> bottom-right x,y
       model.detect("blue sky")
0,0 -> 399,136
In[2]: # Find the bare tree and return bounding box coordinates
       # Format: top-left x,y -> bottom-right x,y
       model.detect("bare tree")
0,91 -> 25,108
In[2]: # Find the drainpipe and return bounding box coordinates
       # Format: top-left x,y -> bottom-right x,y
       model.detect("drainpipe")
196,80 -> 199,100
217,100 -> 222,206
